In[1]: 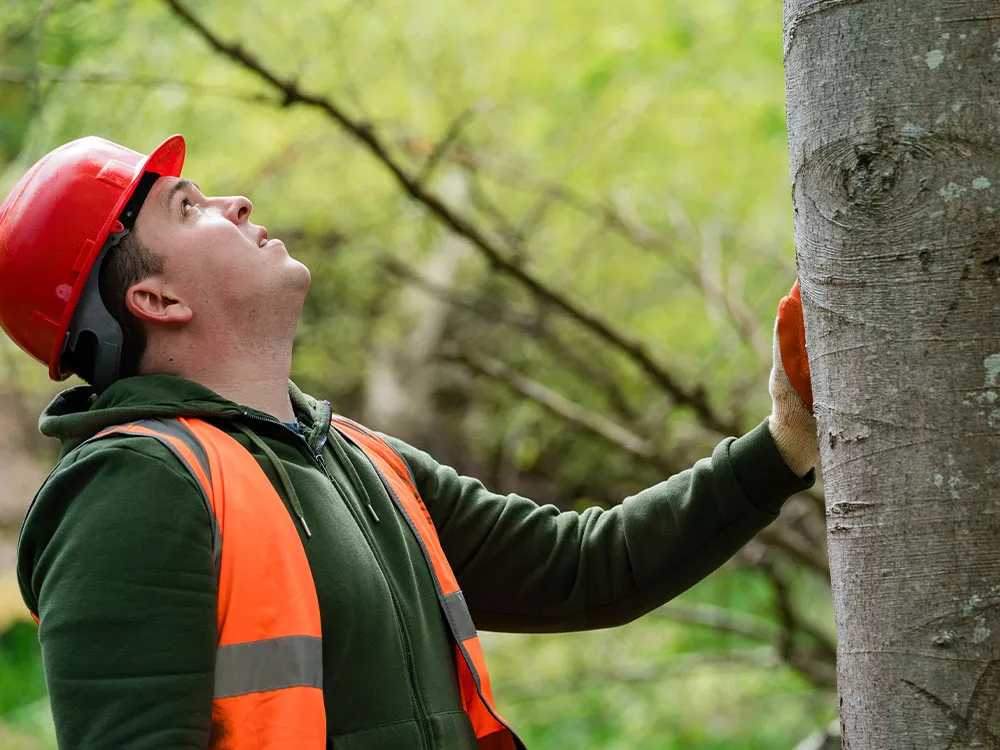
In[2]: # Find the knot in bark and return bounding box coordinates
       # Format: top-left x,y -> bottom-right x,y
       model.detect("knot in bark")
843,150 -> 897,210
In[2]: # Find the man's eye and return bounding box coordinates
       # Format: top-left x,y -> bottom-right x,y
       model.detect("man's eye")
181,199 -> 191,214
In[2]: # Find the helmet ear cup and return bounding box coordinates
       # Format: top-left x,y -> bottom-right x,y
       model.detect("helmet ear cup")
61,170 -> 161,390
62,329 -> 101,386
64,241 -> 123,391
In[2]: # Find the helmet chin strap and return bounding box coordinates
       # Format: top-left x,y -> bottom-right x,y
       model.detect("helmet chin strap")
64,171 -> 160,392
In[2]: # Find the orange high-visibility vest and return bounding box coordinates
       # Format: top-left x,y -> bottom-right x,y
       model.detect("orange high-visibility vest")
41,415 -> 522,750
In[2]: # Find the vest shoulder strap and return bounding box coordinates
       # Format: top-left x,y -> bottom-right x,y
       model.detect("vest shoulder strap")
329,414 -> 436,527
329,415 -> 416,481
40,418 -> 221,577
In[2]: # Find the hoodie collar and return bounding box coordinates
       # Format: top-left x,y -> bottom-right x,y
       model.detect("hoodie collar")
41,375 -> 332,457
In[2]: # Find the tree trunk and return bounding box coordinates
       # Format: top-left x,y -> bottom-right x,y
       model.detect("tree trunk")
783,1 -> 1000,747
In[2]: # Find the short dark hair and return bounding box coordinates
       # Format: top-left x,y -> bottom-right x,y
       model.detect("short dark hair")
100,228 -> 163,379
66,229 -> 163,385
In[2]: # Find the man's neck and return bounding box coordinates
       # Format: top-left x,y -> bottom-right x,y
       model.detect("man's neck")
143,337 -> 297,422
197,373 -> 296,423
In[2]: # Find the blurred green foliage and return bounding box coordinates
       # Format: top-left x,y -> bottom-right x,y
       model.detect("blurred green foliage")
0,622 -> 52,750
0,0 -> 836,747
0,623 -> 46,717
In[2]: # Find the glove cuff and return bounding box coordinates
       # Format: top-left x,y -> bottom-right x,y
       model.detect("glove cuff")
768,412 -> 819,479
768,323 -> 819,478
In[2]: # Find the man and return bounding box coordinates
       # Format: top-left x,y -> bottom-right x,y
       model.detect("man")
0,135 -> 819,749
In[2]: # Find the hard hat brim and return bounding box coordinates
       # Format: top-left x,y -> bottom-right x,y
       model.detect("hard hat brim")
139,134 -> 186,182
49,134 -> 186,381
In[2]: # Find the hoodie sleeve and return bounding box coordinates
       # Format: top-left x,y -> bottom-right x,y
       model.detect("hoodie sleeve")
387,420 -> 813,633
16,439 -> 217,749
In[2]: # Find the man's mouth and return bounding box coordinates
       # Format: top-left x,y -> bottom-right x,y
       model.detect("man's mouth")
257,228 -> 269,248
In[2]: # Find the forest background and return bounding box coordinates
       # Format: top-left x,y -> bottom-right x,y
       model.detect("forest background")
0,0 -> 840,747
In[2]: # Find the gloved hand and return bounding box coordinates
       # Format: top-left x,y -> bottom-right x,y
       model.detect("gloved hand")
768,281 -> 819,477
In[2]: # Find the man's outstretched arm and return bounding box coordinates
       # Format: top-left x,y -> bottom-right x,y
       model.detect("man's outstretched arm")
389,285 -> 818,633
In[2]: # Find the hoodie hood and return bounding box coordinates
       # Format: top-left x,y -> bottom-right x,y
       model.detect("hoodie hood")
40,375 -> 331,458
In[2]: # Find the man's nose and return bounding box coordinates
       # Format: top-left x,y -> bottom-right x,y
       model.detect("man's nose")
223,196 -> 253,224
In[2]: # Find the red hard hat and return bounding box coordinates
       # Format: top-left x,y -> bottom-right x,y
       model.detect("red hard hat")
0,134 -> 185,381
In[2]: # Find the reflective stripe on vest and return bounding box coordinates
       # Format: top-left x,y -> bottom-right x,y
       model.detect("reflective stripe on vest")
331,415 -> 525,750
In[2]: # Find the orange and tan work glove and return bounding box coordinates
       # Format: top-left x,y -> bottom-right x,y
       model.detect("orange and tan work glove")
768,281 -> 819,478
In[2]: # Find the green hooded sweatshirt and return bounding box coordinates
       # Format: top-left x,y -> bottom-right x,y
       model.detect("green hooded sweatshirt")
17,375 -> 812,749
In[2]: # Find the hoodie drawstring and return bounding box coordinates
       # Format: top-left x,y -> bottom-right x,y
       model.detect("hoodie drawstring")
327,427 -> 381,524
235,423 -> 312,538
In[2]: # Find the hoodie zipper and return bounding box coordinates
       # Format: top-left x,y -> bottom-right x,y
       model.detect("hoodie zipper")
241,409 -> 382,523
310,447 -> 433,750
240,410 -> 433,750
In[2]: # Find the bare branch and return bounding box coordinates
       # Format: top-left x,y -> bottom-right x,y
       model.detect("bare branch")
758,524 -> 830,576
652,601 -> 778,642
445,345 -> 679,475
416,106 -> 480,186
162,0 -> 739,436
380,255 -> 644,427
654,596 -> 837,689
494,167 -> 775,362
775,563 -> 836,657
804,485 -> 827,517
482,162 -> 772,365
698,222 -> 769,362
0,65 -> 275,104
321,100 -> 780,380
237,135 -> 332,194
466,175 -> 526,253
782,491 -> 829,551
734,537 -> 771,568
382,257 -> 526,323
1,0 -> 65,47
27,0 -> 59,112
469,159 -> 701,276
516,188 -> 560,244
760,559 -> 838,686
723,262 -> 770,362
321,0 -> 373,112
494,647 -> 779,700
794,719 -> 842,750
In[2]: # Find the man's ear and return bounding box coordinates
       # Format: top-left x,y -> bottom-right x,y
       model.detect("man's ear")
125,279 -> 193,324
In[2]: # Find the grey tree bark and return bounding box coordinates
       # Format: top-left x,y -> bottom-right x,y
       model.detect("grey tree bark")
783,1 -> 1000,747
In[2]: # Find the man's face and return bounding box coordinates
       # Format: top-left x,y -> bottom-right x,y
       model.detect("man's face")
130,175 -> 310,331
